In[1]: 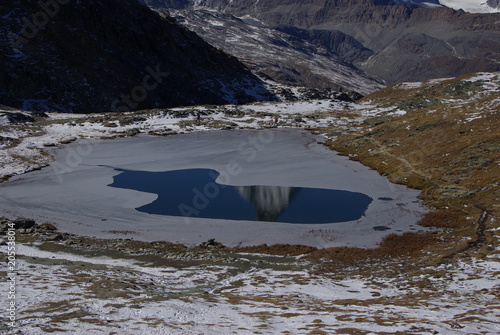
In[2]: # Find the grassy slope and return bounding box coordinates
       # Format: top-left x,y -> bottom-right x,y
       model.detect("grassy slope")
321,72 -> 499,264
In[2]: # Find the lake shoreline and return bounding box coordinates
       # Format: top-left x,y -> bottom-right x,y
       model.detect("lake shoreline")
0,128 -> 427,249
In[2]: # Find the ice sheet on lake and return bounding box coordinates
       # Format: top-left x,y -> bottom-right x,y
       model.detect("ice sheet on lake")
0,129 -> 427,248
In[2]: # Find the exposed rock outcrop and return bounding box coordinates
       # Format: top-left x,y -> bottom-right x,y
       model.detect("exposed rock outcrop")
171,9 -> 384,95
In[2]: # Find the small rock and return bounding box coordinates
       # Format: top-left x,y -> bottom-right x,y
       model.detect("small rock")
40,223 -> 57,231
13,218 -> 36,229
200,238 -> 224,249
373,226 -> 391,231
450,322 -> 464,329
47,234 -> 64,241
103,121 -> 118,128
0,222 -> 8,233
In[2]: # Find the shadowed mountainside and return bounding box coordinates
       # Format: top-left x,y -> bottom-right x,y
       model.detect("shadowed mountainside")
0,0 -> 275,113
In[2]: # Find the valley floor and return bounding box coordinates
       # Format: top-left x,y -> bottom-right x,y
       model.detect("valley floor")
1,81 -> 499,334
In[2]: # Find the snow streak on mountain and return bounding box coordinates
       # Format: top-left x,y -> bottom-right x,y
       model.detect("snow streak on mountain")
439,0 -> 500,13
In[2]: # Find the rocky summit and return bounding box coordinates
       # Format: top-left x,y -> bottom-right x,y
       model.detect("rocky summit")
0,0 -> 274,113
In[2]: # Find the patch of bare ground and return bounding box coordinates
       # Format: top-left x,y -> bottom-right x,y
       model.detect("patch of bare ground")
236,244 -> 318,256
236,231 -> 468,279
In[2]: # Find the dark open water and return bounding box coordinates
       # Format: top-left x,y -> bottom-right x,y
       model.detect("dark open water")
109,168 -> 373,224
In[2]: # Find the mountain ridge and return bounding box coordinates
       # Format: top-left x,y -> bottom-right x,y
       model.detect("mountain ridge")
143,0 -> 500,85
171,9 -> 384,95
0,0 -> 275,113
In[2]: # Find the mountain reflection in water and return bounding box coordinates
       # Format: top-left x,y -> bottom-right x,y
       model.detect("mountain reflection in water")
236,186 -> 295,222
108,168 -> 372,224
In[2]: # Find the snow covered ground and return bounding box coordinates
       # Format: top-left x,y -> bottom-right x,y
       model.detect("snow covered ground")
0,97 -> 413,207
0,242 -> 498,334
0,99 -> 386,181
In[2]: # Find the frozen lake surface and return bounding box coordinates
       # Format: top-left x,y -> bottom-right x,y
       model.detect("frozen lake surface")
0,129 -> 427,248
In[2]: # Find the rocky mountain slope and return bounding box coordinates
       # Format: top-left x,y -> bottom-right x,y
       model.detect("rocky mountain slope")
143,0 -> 500,86
0,0 -> 274,113
171,9 -> 384,95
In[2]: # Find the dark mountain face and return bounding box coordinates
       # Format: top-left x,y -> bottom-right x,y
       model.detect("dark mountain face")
0,0 -> 274,113
275,26 -> 374,64
488,0 -> 500,9
143,0 -> 500,85
374,0 -> 441,7
142,0 -> 191,9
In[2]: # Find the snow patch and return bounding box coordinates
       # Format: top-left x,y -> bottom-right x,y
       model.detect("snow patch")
399,81 -> 423,89
439,0 -> 500,13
